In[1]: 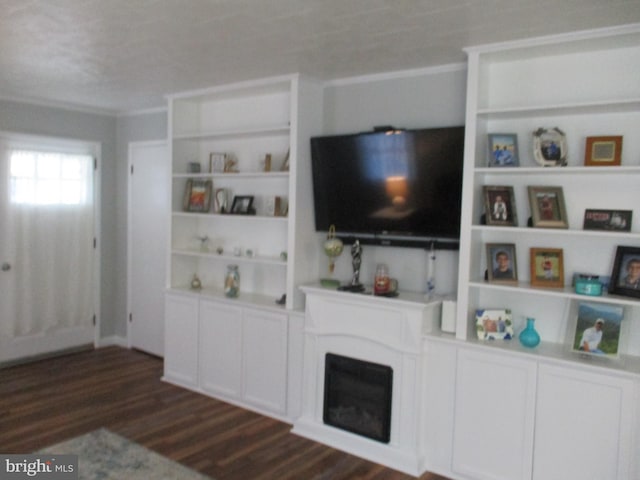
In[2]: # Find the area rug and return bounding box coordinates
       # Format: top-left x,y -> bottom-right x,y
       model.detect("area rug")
38,428 -> 212,480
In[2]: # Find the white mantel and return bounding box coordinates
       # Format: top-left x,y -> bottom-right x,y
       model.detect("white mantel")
291,284 -> 442,476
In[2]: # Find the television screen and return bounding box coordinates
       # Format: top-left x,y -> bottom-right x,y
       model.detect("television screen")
310,126 -> 465,247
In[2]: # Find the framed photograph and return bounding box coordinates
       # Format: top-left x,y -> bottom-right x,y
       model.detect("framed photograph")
530,247 -> 564,288
527,186 -> 568,228
583,209 -> 632,232
609,246 -> 640,298
230,195 -> 255,215
475,309 -> 514,340
183,179 -> 212,213
585,136 -> 622,167
483,185 -> 517,226
209,152 -> 227,173
487,133 -> 519,167
486,243 -> 518,284
533,127 -> 567,167
571,302 -> 624,357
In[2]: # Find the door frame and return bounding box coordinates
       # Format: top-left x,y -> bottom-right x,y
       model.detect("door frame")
0,130 -> 101,360
126,139 -> 168,354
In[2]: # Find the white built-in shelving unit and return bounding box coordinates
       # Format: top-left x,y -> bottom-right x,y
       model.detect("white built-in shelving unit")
455,24 -> 640,372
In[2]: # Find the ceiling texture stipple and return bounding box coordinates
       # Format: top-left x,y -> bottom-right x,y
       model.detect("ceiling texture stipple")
0,0 -> 639,114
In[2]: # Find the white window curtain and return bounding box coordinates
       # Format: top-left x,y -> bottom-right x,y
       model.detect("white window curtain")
0,138 -> 95,338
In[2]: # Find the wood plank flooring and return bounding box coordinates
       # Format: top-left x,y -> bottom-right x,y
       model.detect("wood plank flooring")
0,346 -> 451,480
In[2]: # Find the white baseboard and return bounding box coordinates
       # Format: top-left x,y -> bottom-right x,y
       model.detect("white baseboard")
97,335 -> 128,348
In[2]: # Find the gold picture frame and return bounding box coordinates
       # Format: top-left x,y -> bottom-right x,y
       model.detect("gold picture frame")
584,136 -> 622,166
530,247 -> 564,288
527,185 -> 568,229
183,179 -> 212,213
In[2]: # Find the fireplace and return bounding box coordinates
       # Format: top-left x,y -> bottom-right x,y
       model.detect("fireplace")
323,353 -> 393,443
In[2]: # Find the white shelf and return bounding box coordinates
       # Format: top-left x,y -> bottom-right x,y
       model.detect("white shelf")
474,166 -> 640,175
167,286 -> 287,313
469,280 -> 640,308
172,248 -> 287,266
172,124 -> 290,141
172,171 -> 289,180
171,211 -> 288,222
471,225 -> 640,240
477,98 -> 640,118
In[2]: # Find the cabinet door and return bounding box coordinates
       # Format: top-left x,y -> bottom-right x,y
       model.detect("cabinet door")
199,299 -> 242,399
534,364 -> 636,480
242,308 -> 288,415
452,348 -> 537,480
164,293 -> 199,387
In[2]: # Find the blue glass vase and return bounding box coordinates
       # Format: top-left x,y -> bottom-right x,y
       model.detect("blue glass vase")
519,317 -> 541,348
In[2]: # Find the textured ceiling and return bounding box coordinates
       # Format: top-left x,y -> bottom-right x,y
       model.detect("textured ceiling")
1,0 -> 639,114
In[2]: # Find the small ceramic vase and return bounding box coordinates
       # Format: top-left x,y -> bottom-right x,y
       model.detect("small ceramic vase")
519,317 -> 541,348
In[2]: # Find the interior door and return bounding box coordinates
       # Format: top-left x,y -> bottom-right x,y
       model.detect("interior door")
128,140 -> 169,357
0,134 -> 97,364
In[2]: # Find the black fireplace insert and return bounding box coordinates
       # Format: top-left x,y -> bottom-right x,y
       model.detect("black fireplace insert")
323,353 -> 393,443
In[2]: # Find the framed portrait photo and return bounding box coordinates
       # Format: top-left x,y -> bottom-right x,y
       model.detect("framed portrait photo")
609,246 -> 640,298
530,247 -> 564,288
487,133 -> 519,167
483,185 -> 517,226
486,243 -> 518,284
533,127 -> 567,167
182,179 -> 212,213
527,186 -> 568,229
571,301 -> 624,358
584,136 -> 622,167
230,195 -> 255,215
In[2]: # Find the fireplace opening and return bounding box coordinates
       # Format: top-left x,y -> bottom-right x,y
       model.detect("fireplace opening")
323,353 -> 393,443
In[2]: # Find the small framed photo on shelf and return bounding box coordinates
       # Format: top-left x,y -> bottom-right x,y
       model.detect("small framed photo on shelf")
486,243 -> 518,284
533,127 -> 567,167
209,152 -> 227,173
527,186 -> 568,229
483,185 -> 517,226
584,136 -> 622,167
583,209 -> 632,232
475,309 -> 514,340
188,162 -> 201,173
183,179 -> 212,213
571,301 -> 624,358
230,195 -> 255,215
609,246 -> 640,298
530,247 -> 564,288
487,133 -> 519,167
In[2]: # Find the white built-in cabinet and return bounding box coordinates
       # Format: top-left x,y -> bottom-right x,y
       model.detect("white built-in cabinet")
164,290 -> 300,420
456,26 -> 640,368
163,75 -> 322,421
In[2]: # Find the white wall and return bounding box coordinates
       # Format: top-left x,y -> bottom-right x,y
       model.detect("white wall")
320,64 -> 467,295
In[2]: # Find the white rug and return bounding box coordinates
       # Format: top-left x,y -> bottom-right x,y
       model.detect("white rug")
39,428 -> 211,480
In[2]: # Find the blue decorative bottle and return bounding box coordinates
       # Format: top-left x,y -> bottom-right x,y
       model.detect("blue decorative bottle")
519,317 -> 541,348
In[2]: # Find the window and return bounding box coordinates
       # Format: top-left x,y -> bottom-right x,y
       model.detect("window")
10,150 -> 93,205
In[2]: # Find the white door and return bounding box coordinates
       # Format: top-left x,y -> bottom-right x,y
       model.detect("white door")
128,141 -> 169,357
0,133 -> 98,363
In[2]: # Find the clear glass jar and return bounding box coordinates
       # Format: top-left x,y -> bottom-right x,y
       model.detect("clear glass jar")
374,263 -> 390,295
224,265 -> 240,298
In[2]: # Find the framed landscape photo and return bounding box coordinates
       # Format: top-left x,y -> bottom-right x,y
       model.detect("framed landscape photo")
486,243 -> 518,284
483,185 -> 518,226
584,136 -> 622,167
183,179 -> 212,213
487,133 -> 519,167
583,209 -> 632,232
527,186 -> 568,229
609,246 -> 640,298
571,301 -> 623,358
530,247 -> 564,288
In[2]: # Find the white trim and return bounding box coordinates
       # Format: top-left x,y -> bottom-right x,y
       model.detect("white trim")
0,94 -> 117,117
117,106 -> 168,118
97,335 -> 128,348
324,63 -> 466,87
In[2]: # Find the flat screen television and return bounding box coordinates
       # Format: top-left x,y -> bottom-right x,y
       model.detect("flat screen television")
310,126 -> 465,249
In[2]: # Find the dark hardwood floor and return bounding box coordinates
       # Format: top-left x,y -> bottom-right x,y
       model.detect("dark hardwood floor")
0,346 -> 451,480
